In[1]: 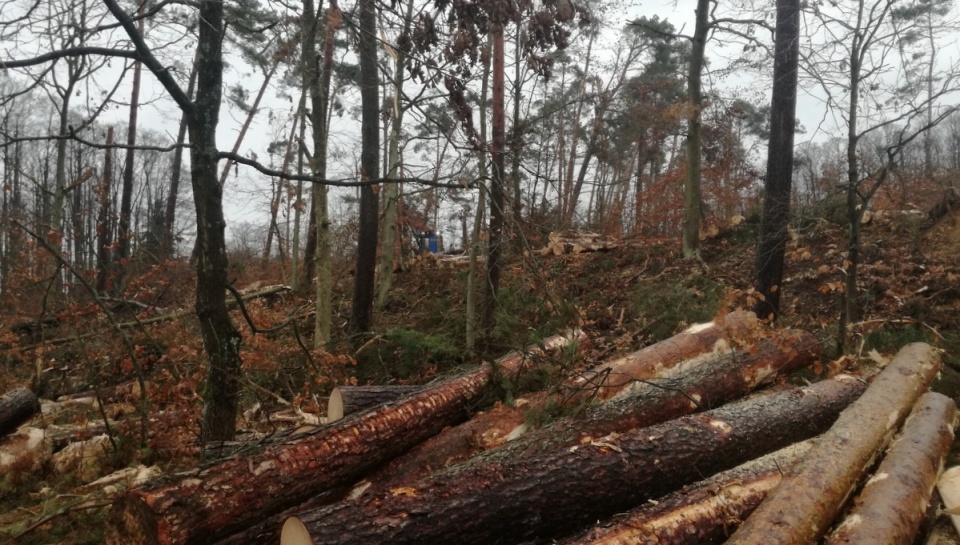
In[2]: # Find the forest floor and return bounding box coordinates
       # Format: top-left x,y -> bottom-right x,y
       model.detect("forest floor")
2,207 -> 960,544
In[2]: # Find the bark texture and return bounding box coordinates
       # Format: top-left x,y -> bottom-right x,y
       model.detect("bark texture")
327,385 -> 424,422
826,392 -> 957,545
560,441 -> 814,545
293,376 -> 867,545
104,333 -> 583,545
567,310 -> 758,402
0,387 -> 40,436
358,312 -> 761,490
726,343 -> 942,545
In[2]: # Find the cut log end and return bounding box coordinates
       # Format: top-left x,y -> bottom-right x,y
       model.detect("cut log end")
105,494 -> 160,545
0,387 -> 41,437
327,388 -> 343,422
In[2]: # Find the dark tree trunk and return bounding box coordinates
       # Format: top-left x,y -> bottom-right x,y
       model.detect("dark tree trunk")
754,0 -> 800,321
96,127 -> 115,294
293,377 -> 866,545
350,0 -> 380,334
682,0 -> 709,259
186,0 -> 242,444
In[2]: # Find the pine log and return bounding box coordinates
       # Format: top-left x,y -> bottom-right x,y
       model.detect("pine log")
352,311 -> 760,492
0,387 -> 40,437
726,342 -> 942,545
568,310 -> 758,402
560,440 -> 815,545
104,331 -> 587,545
371,327 -> 817,494
326,385 -> 424,422
213,324 -> 806,545
826,392 -> 957,545
289,375 -> 867,545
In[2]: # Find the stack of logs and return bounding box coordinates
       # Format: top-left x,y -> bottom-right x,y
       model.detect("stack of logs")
48,310 -> 953,544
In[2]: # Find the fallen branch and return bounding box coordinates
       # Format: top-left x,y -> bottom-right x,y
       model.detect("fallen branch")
18,285 -> 292,350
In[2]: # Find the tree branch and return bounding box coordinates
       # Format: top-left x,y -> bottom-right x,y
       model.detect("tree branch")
102,0 -> 194,116
1,47 -> 139,69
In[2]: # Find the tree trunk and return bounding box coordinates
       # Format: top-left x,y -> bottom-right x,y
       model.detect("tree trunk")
377,0 -> 414,308
560,441 -> 815,545
726,343 -> 942,545
682,0 -> 709,259
350,0 -> 380,334
218,57 -> 281,188
117,7 -> 145,272
826,392 -> 957,545
0,387 -> 40,437
326,385 -> 424,422
483,23 -> 507,337
104,333 -> 582,545
292,377 -> 866,545
354,324 -> 810,496
754,0 -> 800,321
466,39 -> 491,354
163,55 -> 198,259
178,0 -> 242,445
96,127 -> 115,293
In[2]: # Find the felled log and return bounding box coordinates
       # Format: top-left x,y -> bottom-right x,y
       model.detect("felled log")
414,328 -> 819,472
560,440 -> 815,545
826,392 -> 957,545
326,385 -> 424,422
290,376 -> 867,545
567,310 -> 758,402
726,342 -> 942,545
104,331 -> 586,545
538,231 -> 620,255
0,387 -> 40,437
354,312 -> 760,491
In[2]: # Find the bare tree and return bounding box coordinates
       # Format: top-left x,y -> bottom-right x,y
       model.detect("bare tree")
802,0 -> 960,350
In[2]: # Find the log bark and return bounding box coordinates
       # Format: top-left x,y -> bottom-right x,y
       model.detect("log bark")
560,440 -> 815,545
326,385 -> 424,422
366,327 -> 817,495
354,311 -> 761,491
0,387 -> 40,437
104,331 -> 586,545
568,310 -> 758,402
726,342 -> 942,545
826,392 -> 957,545
290,376 -> 867,545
